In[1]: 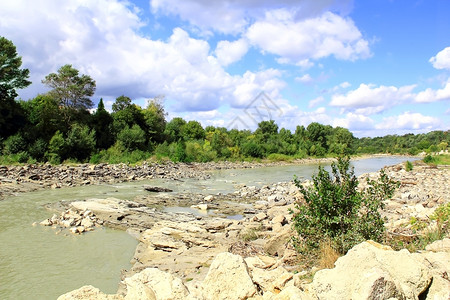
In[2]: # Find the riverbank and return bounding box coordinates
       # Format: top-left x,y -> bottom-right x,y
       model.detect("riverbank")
47,159 -> 449,299
0,154 -> 414,201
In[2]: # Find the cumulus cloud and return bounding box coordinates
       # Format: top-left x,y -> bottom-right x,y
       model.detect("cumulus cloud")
296,74 -> 314,84
215,39 -> 249,66
375,112 -> 442,131
415,82 -> 450,103
429,47 -> 450,70
0,0 -> 287,113
330,83 -> 416,115
308,96 -> 324,107
150,0 -> 352,35
246,10 -> 371,66
332,112 -> 374,130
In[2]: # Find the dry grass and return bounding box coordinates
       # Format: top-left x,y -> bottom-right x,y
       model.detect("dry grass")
318,240 -> 341,269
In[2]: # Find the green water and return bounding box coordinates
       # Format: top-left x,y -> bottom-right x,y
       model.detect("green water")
0,156 -> 414,299
0,185 -> 139,300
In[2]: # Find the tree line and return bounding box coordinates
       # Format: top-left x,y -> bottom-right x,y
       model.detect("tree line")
1,36 -> 449,164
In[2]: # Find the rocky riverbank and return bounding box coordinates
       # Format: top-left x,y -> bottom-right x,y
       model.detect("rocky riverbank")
0,158 -> 337,200
49,159 -> 449,299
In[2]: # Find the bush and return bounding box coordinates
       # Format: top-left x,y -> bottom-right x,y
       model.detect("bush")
423,155 -> 434,164
241,142 -> 263,158
291,156 -> 399,255
405,160 -> 413,171
3,133 -> 27,154
117,124 -> 146,151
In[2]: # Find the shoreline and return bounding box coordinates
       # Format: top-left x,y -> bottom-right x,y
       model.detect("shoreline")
0,154 -> 416,201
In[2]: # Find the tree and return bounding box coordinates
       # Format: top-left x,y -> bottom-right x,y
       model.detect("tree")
0,37 -> 31,102
291,157 -> 399,255
143,96 -> 167,143
92,98 -> 114,149
183,120 -> 205,140
164,117 -> 187,142
42,64 -> 95,124
0,37 -> 31,137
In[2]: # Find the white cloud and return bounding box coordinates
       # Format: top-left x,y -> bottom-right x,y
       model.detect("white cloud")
429,47 -> 450,70
415,82 -> 450,103
0,0 -> 287,113
332,112 -> 374,130
308,96 -> 324,108
340,81 -> 351,88
246,10 -> 371,66
376,112 -> 442,131
296,74 -> 313,84
150,0 -> 352,35
215,39 -> 249,66
330,83 -> 416,115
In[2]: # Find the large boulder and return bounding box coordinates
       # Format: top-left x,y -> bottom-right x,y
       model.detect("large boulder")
57,285 -> 123,300
123,268 -> 189,300
202,252 -> 257,300
413,251 -> 450,300
311,241 -> 433,300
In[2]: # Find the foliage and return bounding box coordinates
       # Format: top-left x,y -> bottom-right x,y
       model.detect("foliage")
405,160 -> 413,171
42,64 -> 95,124
423,154 -> 450,165
3,133 -> 27,154
291,156 -> 399,255
0,36 -> 31,101
117,124 -> 146,151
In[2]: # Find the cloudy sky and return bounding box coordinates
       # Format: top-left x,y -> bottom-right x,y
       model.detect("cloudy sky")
1,0 -> 449,137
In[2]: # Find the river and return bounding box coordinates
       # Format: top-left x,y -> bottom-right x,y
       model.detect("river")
0,156 -> 415,299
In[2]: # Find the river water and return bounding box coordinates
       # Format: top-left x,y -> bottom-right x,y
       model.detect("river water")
0,156 -> 414,299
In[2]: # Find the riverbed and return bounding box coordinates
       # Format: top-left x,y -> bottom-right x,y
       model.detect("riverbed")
0,156 -> 416,299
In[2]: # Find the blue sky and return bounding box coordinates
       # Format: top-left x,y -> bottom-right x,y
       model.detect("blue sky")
1,0 -> 449,137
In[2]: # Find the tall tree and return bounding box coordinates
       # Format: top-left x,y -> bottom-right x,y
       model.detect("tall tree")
42,64 -> 95,124
93,98 -> 114,149
0,36 -> 31,137
143,96 -> 167,143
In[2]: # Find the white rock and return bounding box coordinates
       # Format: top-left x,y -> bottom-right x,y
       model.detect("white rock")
311,241 -> 432,300
124,268 -> 188,300
202,252 -> 256,300
57,285 -> 123,300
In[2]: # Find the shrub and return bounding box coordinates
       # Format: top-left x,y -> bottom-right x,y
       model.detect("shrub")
423,155 -> 434,163
117,124 -> 146,151
291,156 -> 399,255
405,160 -> 413,171
3,133 -> 27,154
241,142 -> 263,158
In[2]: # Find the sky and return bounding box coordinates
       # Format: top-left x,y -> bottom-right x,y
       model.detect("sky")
1,0 -> 449,137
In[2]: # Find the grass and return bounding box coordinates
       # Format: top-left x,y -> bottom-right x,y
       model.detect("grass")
318,240 -> 341,269
423,154 -> 450,165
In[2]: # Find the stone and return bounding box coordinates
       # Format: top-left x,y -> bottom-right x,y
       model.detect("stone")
271,286 -> 313,300
57,285 -> 123,300
40,219 -> 52,226
202,252 -> 256,300
425,238 -> 450,252
254,212 -> 267,221
204,195 -> 214,202
81,217 -> 94,228
124,267 -> 188,300
413,251 -> 450,300
311,241 -> 432,300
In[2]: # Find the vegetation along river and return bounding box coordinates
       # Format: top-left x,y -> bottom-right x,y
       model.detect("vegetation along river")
0,156 -> 415,299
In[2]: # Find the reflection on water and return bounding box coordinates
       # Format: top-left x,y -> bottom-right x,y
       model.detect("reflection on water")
0,156 -> 414,299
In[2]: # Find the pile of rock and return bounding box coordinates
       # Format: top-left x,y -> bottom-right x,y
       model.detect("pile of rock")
58,239 -> 450,299
236,181 -> 302,208
39,208 -> 100,234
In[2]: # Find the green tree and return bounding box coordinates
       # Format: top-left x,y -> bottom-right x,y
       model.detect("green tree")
0,37 -> 31,102
143,96 -> 167,143
42,64 -> 96,124
92,98 -> 114,149
291,157 -> 399,255
0,37 -> 31,138
164,117 -> 187,142
117,124 -> 146,151
183,120 -> 205,140
111,95 -> 145,133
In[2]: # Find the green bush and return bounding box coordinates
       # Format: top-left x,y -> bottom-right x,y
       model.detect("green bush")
3,133 -> 27,154
241,142 -> 263,158
291,156 -> 399,255
423,155 -> 434,164
405,160 -> 413,171
117,124 -> 146,151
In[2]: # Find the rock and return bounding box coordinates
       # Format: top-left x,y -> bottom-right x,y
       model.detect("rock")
40,219 -> 52,226
143,186 -> 173,193
268,286 -> 313,300
249,265 -> 293,293
57,285 -> 123,300
204,195 -> 214,202
264,228 -> 292,257
191,203 -> 208,210
254,212 -> 267,221
202,252 -> 256,300
124,268 -> 188,300
425,238 -> 450,252
81,217 -> 94,228
311,241 -> 432,300
413,251 -> 450,300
